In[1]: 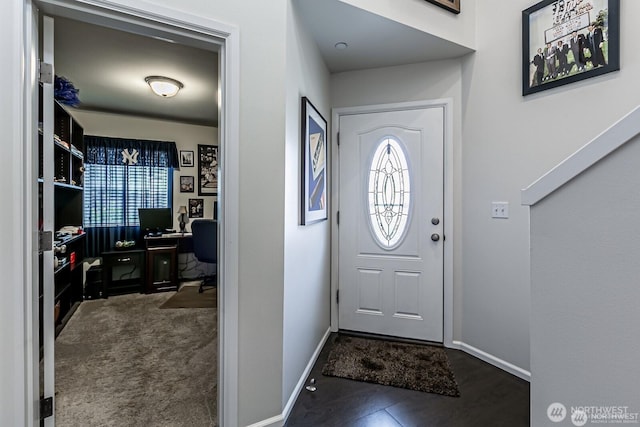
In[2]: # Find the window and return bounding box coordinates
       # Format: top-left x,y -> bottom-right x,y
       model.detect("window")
83,164 -> 171,227
367,137 -> 412,249
82,135 -> 179,229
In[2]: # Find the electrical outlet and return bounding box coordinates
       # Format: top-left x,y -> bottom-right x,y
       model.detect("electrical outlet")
491,202 -> 509,219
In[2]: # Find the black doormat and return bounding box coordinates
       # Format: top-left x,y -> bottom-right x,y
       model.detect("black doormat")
159,284 -> 216,309
322,335 -> 460,397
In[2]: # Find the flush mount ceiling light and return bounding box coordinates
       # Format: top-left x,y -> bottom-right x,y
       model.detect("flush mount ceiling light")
334,42 -> 349,50
145,76 -> 184,97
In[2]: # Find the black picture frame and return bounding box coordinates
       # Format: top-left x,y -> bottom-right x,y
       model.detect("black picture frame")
188,198 -> 204,218
179,150 -> 194,167
300,97 -> 328,225
522,0 -> 619,96
179,176 -> 194,193
425,0 -> 460,14
197,144 -> 218,196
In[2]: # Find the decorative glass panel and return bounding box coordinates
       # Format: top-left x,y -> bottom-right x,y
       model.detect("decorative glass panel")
367,137 -> 411,249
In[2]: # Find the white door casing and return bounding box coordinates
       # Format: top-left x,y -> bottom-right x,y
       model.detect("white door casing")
338,106 -> 445,342
23,2 -> 240,426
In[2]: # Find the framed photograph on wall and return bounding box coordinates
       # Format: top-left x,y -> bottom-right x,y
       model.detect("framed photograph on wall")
300,97 -> 328,225
522,0 -> 619,96
425,0 -> 460,14
179,176 -> 194,193
180,150 -> 194,167
188,198 -> 204,218
198,144 -> 218,196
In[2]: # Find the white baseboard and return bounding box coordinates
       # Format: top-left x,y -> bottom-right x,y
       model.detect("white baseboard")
245,414 -> 284,427
246,327 -> 332,427
451,340 -> 531,382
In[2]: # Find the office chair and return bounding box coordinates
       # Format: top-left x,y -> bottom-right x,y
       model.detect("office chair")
190,219 -> 217,293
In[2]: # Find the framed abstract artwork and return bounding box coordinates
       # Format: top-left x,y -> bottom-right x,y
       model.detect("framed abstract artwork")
522,0 -> 619,95
300,97 -> 327,225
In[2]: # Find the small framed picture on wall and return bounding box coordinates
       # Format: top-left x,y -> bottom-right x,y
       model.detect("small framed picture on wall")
180,150 -> 194,167
189,198 -> 204,218
198,144 -> 218,196
180,176 -> 194,193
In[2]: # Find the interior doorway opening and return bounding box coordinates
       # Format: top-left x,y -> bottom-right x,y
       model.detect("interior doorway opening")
25,1 -> 239,425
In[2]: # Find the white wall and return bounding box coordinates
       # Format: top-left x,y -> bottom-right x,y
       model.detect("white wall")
530,135 -> 640,426
461,0 -> 640,374
0,0 -> 28,424
339,0 -> 475,50
331,59 -> 464,341
70,110 -> 218,231
282,0 -> 331,410
135,1 -> 289,425
122,1 -> 289,424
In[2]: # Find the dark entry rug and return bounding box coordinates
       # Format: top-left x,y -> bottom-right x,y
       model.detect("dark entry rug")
159,284 -> 216,309
321,335 -> 460,397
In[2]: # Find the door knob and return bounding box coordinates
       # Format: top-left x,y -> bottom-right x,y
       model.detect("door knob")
431,233 -> 440,242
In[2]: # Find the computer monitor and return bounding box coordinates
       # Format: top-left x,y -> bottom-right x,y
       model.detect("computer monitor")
138,208 -> 172,236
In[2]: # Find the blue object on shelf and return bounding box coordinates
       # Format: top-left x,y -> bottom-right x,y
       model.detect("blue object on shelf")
54,76 -> 80,107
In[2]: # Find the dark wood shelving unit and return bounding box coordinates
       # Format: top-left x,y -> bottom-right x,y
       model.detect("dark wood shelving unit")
39,94 -> 85,341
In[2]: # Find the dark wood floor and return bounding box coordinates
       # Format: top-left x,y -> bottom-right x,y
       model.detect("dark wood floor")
285,333 -> 529,427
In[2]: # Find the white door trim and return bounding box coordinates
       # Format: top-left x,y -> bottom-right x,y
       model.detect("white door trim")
22,1 -> 240,425
331,99 -> 454,348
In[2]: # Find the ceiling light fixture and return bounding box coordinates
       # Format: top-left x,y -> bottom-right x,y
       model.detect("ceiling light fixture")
334,42 -> 349,50
145,76 -> 184,97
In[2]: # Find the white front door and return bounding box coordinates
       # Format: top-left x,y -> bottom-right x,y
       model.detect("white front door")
338,106 -> 444,342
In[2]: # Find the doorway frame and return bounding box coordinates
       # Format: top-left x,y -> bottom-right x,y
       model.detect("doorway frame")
330,99 -> 454,347
21,1 -> 240,425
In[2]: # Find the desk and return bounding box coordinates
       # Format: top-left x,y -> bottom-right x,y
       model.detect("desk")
144,233 -> 193,252
143,233 -> 192,292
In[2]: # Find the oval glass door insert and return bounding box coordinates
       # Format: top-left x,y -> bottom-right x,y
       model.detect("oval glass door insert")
367,137 -> 411,249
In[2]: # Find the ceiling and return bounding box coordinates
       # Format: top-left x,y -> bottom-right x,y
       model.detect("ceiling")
54,17 -> 219,127
294,0 -> 473,73
53,2 -> 471,126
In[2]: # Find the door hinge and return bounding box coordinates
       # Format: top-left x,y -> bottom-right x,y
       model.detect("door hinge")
336,289 -> 339,304
337,132 -> 340,146
39,61 -> 53,84
39,230 -> 53,253
336,211 -> 339,226
40,396 -> 53,420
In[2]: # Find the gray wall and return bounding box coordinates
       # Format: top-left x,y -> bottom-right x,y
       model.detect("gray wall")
530,135 -> 640,426
282,0 -> 331,409
459,0 -> 640,373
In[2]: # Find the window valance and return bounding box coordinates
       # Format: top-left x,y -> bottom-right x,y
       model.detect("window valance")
84,135 -> 180,168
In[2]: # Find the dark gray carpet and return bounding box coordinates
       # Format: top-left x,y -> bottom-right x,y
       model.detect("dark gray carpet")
159,284 -> 216,309
55,291 -> 217,426
322,335 -> 460,397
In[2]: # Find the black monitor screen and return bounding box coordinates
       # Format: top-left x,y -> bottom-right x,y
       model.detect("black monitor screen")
138,208 -> 172,234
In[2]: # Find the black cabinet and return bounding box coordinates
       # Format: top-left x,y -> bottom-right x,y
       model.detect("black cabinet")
145,245 -> 178,293
102,249 -> 146,296
52,233 -> 85,335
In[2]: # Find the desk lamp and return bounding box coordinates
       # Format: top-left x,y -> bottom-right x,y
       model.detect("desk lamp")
178,206 -> 188,233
